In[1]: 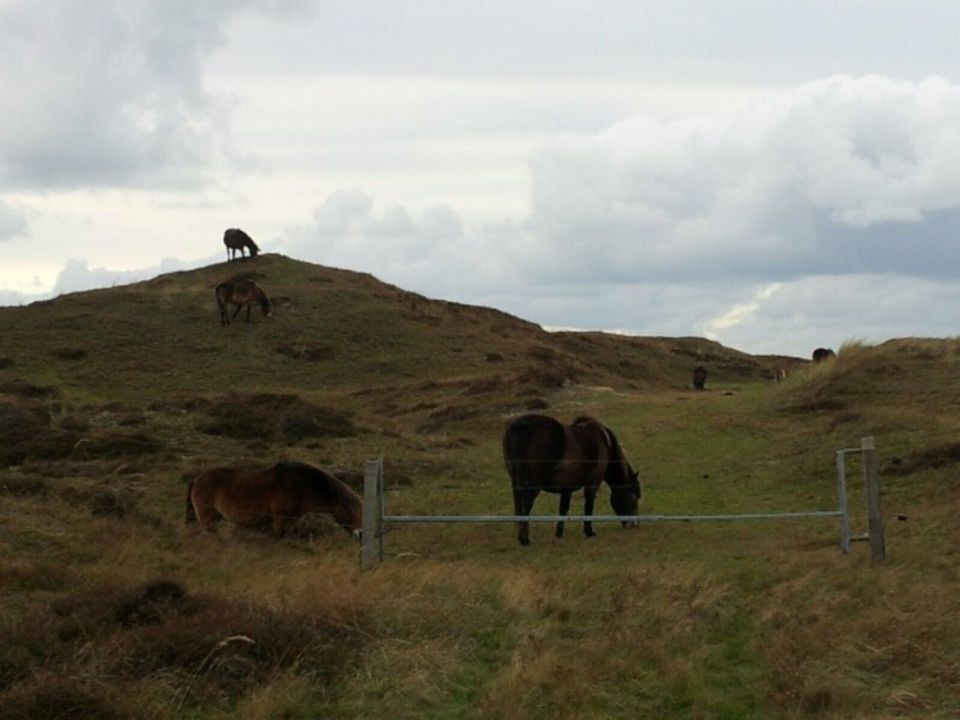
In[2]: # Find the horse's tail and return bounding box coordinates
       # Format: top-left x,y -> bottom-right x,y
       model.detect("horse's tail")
185,479 -> 197,525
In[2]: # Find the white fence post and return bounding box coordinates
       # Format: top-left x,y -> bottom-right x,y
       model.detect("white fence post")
835,450 -> 851,554
861,436 -> 885,563
361,458 -> 383,569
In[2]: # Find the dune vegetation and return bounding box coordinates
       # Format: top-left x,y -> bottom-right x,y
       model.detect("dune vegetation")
0,255 -> 957,719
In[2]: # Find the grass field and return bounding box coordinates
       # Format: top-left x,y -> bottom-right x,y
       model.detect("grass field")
1,256 -> 958,719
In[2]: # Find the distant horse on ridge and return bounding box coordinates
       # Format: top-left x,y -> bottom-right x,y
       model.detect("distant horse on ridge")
223,228 -> 260,260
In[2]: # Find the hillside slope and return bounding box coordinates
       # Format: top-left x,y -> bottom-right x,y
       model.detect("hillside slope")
0,254 -> 793,404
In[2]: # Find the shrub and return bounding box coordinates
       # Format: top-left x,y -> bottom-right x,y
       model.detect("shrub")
200,393 -> 358,444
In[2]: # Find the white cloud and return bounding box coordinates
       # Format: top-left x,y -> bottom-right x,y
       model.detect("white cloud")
0,0 -> 304,190
522,75 -> 960,284
702,283 -> 782,340
284,191 -> 509,293
704,274 -> 960,356
51,256 -> 204,296
0,200 -> 27,240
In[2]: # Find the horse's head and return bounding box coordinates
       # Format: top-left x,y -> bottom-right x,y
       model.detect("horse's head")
598,424 -> 642,527
259,291 -> 273,318
331,489 -> 364,541
610,466 -> 641,527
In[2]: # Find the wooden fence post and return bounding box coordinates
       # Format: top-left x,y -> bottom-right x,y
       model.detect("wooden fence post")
361,458 -> 383,569
861,436 -> 885,563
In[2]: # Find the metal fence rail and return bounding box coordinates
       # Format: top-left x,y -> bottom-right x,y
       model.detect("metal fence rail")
383,511 -> 843,523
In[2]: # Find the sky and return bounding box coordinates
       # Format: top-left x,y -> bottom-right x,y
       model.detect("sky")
3,0 -> 960,357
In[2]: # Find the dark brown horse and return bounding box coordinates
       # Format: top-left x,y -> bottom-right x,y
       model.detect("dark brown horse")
223,228 -> 260,260
693,365 -> 708,390
812,347 -> 836,363
186,461 -> 363,539
503,414 -> 641,546
215,279 -> 272,325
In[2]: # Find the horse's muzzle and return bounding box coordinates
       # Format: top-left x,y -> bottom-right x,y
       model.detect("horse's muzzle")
352,528 -> 362,543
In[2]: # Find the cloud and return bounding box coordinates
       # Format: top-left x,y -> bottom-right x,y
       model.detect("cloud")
283,190 -> 509,294
51,256 -> 204,296
0,200 -> 27,240
702,274 -> 960,356
0,0 -> 304,190
702,283 -> 782,340
522,75 -> 960,284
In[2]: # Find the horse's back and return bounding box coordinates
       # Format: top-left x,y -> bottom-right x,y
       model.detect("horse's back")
503,414 -> 565,466
223,228 -> 248,245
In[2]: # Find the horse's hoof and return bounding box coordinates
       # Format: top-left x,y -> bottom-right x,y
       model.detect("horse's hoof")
519,537 -> 530,546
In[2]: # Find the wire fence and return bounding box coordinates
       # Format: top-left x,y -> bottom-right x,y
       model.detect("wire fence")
360,437 -> 884,567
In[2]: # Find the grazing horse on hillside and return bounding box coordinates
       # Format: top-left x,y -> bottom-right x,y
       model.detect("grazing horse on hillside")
503,414 -> 641,546
812,347 -> 836,363
186,461 -> 363,540
223,228 -> 260,260
215,279 -> 272,326
693,365 -> 708,390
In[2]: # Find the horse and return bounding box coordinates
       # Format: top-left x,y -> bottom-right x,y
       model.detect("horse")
215,279 -> 272,325
693,365 -> 708,390
185,461 -> 363,540
223,228 -> 260,260
812,347 -> 836,363
502,414 -> 641,546
775,367 -> 788,384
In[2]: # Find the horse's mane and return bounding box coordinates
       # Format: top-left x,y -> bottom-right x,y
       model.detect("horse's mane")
572,416 -> 627,466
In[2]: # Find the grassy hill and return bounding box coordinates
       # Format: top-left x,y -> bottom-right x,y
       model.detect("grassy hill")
0,255 -> 957,719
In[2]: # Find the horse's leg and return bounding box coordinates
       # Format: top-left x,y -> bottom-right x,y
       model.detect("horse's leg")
556,490 -> 572,538
245,303 -> 252,323
513,487 -> 538,546
271,514 -> 287,538
231,303 -> 243,321
193,503 -> 225,543
583,485 -> 598,537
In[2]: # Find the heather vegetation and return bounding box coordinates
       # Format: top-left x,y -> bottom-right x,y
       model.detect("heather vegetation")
0,256 -> 957,718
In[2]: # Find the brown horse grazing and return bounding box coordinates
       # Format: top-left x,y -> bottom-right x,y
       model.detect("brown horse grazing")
812,347 -> 836,363
693,365 -> 708,390
186,461 -> 363,539
503,414 -> 641,546
223,228 -> 260,260
215,279 -> 272,325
